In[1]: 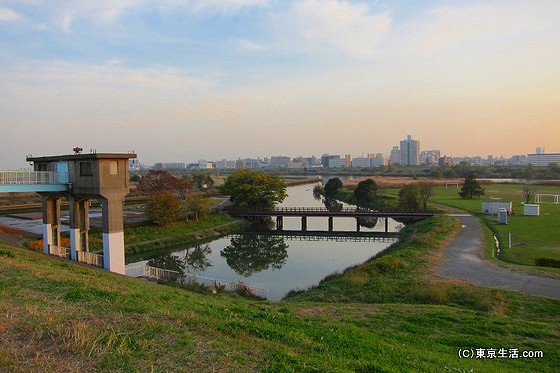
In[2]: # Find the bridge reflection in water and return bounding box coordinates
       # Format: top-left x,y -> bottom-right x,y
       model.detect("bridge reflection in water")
237,230 -> 400,243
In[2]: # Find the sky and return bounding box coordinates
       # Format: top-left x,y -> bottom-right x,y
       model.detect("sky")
1,0 -> 559,169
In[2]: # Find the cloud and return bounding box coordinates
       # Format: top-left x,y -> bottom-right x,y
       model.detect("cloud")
281,0 -> 391,59
417,1 -> 558,54
0,7 -> 22,21
237,39 -> 266,52
192,0 -> 269,14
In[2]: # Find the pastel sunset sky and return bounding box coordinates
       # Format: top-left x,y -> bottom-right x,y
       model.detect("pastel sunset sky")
1,0 -> 559,168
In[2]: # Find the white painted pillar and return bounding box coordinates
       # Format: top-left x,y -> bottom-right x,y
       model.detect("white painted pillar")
42,223 -> 52,254
41,196 -> 60,255
103,232 -> 125,275
101,197 -> 125,274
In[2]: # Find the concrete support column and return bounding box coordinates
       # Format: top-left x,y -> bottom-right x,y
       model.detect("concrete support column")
276,216 -> 283,231
356,218 -> 361,232
328,216 -> 333,232
301,216 -> 307,231
42,196 -> 61,254
69,197 -> 89,262
101,197 -> 125,274
385,218 -> 389,233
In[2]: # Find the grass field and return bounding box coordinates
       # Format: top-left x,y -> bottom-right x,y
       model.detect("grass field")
1,215 -> 559,372
428,183 -> 560,267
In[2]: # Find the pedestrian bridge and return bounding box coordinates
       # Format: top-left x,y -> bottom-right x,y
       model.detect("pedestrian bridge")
0,171 -> 70,193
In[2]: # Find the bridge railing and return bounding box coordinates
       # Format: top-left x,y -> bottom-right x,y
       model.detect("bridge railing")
225,206 -> 439,215
0,171 -> 68,185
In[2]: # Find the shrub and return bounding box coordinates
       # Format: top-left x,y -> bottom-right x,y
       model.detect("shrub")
535,257 -> 560,268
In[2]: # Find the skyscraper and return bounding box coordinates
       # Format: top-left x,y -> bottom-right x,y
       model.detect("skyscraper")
399,135 -> 420,166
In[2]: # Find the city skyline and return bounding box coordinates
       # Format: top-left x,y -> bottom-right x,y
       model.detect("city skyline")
1,1 -> 559,169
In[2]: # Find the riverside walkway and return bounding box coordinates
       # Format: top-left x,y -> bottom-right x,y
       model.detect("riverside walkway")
437,214 -> 560,299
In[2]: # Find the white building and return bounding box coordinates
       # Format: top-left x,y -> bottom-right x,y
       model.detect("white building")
329,158 -> 347,168
527,151 -> 560,166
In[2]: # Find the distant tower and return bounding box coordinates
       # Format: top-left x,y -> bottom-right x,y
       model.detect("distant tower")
400,135 -> 420,166
389,146 -> 400,165
536,147 -> 545,154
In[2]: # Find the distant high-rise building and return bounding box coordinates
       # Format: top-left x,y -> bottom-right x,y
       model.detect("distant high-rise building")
536,147 -> 545,154
345,154 -> 351,167
400,135 -> 420,166
389,146 -> 400,165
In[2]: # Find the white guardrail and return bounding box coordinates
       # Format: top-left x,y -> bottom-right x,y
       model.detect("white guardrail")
0,171 -> 67,184
49,245 -> 70,259
125,264 -> 269,299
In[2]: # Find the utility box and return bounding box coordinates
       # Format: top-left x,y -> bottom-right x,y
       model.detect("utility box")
524,204 -> 540,216
482,201 -> 512,215
497,208 -> 508,224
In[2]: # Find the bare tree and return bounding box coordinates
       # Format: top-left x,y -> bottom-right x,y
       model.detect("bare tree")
523,184 -> 536,204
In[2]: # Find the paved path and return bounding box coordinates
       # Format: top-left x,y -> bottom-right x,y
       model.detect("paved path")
436,214 -> 560,299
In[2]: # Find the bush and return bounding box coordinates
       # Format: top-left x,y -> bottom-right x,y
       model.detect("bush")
535,257 -> 560,268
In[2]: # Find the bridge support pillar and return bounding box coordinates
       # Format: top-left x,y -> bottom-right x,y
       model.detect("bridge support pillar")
101,197 -> 125,274
276,216 -> 283,231
385,218 -> 389,233
69,197 -> 89,262
356,218 -> 360,232
301,216 -> 307,231
41,196 -> 61,255
328,216 -> 333,232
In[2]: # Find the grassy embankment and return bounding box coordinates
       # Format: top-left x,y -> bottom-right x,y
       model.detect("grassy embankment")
2,213 -> 559,371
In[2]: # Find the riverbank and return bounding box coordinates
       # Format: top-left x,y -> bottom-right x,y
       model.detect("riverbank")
122,214 -> 248,254
1,214 -> 559,371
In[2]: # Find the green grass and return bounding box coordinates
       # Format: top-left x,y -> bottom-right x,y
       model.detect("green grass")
428,184 -> 560,267
1,239 -> 559,372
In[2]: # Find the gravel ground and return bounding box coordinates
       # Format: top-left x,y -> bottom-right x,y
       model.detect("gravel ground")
436,214 -> 560,299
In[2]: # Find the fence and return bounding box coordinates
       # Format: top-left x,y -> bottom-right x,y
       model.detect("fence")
49,244 -> 70,259
125,264 -> 269,299
77,251 -> 104,267
0,171 -> 67,185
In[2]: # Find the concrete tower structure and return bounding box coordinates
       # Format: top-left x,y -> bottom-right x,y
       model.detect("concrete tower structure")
27,152 -> 136,274
399,135 -> 420,166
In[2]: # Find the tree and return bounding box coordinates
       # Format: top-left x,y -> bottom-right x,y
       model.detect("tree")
398,184 -> 421,210
139,170 -> 191,196
144,192 -> 183,226
139,170 -> 192,226
458,174 -> 485,199
417,181 -> 433,209
523,184 -> 536,204
220,169 -> 287,209
324,177 -> 343,197
184,194 -> 212,221
353,179 -> 379,205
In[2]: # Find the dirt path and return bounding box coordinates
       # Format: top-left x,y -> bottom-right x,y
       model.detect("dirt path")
436,214 -> 560,299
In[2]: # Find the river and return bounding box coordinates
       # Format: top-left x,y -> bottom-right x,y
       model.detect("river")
127,183 -> 402,300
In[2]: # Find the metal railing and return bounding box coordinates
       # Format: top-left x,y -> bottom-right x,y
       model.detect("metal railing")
124,264 -> 269,299
77,251 -> 104,267
49,244 -> 70,259
0,171 -> 68,185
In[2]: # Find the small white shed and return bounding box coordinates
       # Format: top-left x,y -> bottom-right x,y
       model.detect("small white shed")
524,204 -> 540,216
482,201 -> 512,215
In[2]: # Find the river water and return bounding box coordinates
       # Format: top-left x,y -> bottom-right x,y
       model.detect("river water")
127,183 -> 402,300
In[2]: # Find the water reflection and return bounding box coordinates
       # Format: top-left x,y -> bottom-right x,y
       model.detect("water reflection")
147,242 -> 212,275
220,233 -> 289,277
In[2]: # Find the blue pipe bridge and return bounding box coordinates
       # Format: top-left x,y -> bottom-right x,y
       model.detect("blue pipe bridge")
0,171 -> 70,193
